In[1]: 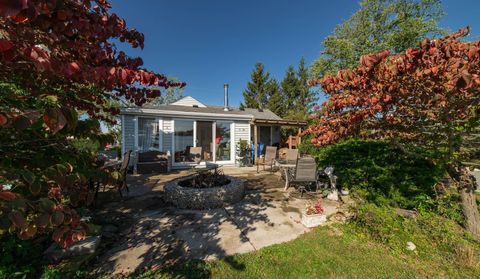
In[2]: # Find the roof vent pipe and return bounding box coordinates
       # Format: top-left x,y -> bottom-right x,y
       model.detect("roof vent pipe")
223,83 -> 229,111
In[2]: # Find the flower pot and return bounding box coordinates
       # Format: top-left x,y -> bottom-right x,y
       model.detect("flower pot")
301,212 -> 327,228
341,189 -> 349,196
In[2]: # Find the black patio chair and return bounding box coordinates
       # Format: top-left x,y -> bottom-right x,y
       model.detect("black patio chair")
118,150 -> 132,197
286,157 -> 320,196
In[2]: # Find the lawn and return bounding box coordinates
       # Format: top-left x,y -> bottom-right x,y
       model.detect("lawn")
126,225 -> 479,279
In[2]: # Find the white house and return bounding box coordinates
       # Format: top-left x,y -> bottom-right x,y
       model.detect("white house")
120,88 -> 306,169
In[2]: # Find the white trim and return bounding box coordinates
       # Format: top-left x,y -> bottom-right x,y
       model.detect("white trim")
212,122 -> 216,162
214,121 -> 234,165
121,107 -> 252,120
231,122 -> 236,163
158,118 -> 164,151
133,116 -> 138,152
247,123 -> 252,145
193,120 -> 197,147
121,115 -> 125,159
133,116 -> 138,173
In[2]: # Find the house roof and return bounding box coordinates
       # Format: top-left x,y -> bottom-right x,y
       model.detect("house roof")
120,96 -> 306,126
121,104 -> 282,121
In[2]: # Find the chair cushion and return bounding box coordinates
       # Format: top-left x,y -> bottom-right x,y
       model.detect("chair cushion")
138,151 -> 168,163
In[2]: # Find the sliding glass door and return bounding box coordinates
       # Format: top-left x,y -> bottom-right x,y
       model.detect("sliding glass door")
215,121 -> 232,162
172,119 -> 233,166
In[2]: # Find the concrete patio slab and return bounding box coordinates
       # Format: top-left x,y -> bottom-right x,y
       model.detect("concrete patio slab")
92,167 -> 344,275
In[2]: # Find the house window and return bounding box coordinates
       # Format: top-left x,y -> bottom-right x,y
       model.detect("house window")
138,118 -> 159,151
215,121 -> 231,161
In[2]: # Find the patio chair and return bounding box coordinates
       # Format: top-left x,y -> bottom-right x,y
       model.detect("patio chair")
285,157 -> 319,196
256,146 -> 277,173
285,149 -> 299,163
118,150 -> 132,197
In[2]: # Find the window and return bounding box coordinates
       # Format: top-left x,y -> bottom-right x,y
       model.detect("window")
138,118 -> 159,151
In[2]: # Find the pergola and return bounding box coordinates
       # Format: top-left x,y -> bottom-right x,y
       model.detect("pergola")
250,118 -> 308,164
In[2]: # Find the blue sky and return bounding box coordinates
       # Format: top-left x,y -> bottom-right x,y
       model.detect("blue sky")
111,0 -> 480,107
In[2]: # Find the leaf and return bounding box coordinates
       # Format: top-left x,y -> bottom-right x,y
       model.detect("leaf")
0,191 -> 17,201
0,0 -> 27,17
0,113 -> 8,126
38,198 -> 55,212
52,227 -> 67,243
50,211 -> 65,226
35,213 -> 50,228
43,107 -> 67,134
0,39 -> 13,52
8,211 -> 27,229
29,180 -> 41,195
19,169 -> 35,185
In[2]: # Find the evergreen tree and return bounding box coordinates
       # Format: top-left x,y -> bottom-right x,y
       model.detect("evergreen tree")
280,65 -> 298,113
266,79 -> 285,117
241,63 -> 271,109
295,57 -> 317,115
310,0 -> 445,78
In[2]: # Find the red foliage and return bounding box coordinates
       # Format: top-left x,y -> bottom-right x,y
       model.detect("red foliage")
306,27 -> 480,147
0,0 -> 185,129
0,0 -> 185,247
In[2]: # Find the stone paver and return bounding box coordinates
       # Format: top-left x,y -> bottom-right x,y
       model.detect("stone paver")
92,167 -> 343,275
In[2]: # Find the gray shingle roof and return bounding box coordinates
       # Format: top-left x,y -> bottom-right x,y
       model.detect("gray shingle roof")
138,104 -> 282,121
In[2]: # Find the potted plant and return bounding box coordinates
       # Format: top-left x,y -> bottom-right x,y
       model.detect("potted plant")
301,199 -> 327,228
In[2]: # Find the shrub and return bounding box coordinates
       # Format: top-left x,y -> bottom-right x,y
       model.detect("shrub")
0,234 -> 46,278
302,138 -> 445,209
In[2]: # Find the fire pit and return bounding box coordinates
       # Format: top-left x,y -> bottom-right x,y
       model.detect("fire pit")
164,168 -> 245,209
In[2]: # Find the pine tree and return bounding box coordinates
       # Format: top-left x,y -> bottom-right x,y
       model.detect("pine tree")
295,57 -> 317,115
280,65 -> 298,113
241,63 -> 271,109
266,79 -> 285,117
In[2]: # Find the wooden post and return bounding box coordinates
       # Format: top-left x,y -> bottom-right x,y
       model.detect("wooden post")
254,124 -> 258,165
298,127 -> 302,145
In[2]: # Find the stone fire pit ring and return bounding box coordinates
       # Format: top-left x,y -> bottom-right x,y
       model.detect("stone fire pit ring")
164,175 -> 245,209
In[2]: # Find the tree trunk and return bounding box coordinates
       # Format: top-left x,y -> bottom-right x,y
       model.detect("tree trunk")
458,168 -> 480,240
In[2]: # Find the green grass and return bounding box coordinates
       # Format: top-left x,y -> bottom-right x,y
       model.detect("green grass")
124,224 -> 479,279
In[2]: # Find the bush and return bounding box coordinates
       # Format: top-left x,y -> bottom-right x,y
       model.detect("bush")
302,139 -> 445,209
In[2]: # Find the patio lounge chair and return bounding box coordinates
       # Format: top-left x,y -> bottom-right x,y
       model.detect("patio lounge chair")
285,157 -> 319,196
256,146 -> 277,173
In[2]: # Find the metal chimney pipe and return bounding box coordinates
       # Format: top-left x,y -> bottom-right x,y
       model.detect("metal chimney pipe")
223,83 -> 229,111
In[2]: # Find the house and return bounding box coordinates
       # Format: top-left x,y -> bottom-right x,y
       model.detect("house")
120,86 -> 306,170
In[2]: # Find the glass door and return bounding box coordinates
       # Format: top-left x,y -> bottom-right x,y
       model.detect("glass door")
215,121 -> 232,163
173,120 -> 194,163
196,121 -> 213,161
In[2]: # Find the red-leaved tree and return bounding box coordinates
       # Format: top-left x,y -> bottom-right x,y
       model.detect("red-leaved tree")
0,0 -> 184,247
306,27 -> 480,239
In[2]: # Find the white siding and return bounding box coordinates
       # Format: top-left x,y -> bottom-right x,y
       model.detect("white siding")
171,96 -> 206,107
162,118 -> 173,153
234,121 -> 250,146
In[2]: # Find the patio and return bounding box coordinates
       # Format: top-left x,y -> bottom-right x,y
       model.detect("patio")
90,167 -> 349,275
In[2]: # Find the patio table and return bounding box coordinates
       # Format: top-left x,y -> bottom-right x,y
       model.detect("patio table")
274,159 -> 297,191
